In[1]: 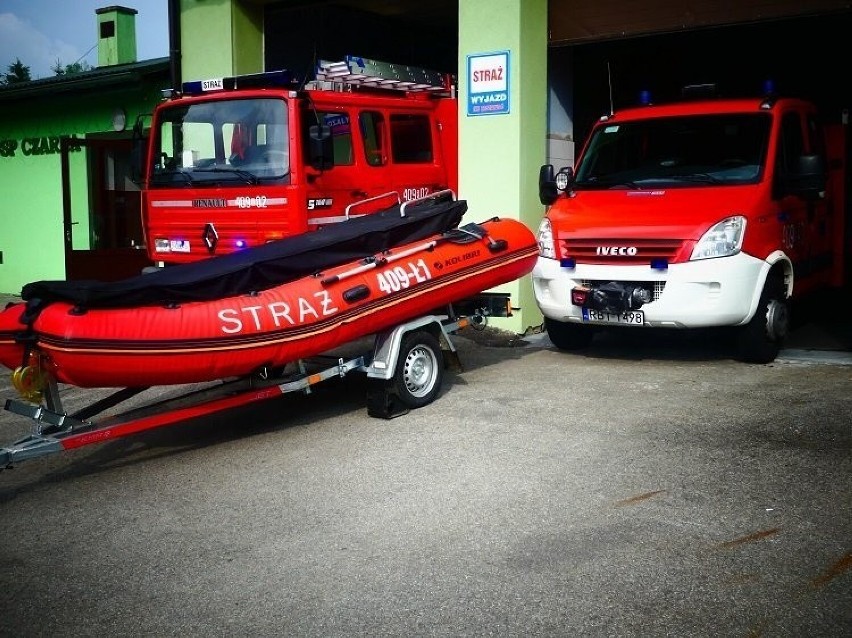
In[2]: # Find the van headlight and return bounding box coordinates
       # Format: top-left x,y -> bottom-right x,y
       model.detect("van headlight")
690,216 -> 746,260
537,217 -> 556,259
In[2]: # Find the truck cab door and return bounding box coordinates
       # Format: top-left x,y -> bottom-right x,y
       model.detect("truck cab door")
301,109 -> 392,228
774,110 -> 833,295
354,110 -> 396,206
301,109 -> 360,227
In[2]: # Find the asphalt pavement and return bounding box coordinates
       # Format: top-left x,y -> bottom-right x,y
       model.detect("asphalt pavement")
0,305 -> 850,637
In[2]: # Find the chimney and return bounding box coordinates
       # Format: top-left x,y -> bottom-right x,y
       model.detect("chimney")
96,6 -> 138,67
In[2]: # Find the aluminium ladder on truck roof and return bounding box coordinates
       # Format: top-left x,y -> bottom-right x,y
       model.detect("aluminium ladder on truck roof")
311,55 -> 455,96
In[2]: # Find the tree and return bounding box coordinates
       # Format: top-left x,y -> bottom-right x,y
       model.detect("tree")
1,58 -> 31,85
52,59 -> 92,76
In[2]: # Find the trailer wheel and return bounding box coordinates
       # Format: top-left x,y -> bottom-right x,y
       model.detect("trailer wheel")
737,275 -> 788,363
391,331 -> 444,408
545,317 -> 593,350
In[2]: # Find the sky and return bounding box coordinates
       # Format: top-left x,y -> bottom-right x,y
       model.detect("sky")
0,0 -> 169,80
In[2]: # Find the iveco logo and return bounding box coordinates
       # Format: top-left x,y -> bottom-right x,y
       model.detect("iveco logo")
596,246 -> 638,256
193,198 -> 226,208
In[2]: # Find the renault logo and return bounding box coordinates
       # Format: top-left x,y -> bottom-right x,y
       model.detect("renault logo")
202,223 -> 219,252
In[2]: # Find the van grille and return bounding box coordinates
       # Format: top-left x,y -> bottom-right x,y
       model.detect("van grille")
561,238 -> 683,264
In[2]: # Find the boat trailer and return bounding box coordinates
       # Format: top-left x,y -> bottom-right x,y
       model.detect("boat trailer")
1,301 -> 508,469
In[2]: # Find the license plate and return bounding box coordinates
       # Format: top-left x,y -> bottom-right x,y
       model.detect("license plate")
582,308 -> 644,325
170,240 -> 190,253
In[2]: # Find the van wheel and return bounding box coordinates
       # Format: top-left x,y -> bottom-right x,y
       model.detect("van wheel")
391,331 -> 444,408
545,317 -> 593,350
737,276 -> 788,363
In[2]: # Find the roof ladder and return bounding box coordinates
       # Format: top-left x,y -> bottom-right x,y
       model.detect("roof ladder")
312,55 -> 454,96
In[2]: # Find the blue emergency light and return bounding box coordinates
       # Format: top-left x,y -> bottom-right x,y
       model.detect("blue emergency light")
650,258 -> 668,270
181,70 -> 295,96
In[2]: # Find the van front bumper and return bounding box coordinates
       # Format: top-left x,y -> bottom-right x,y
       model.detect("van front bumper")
532,254 -> 768,329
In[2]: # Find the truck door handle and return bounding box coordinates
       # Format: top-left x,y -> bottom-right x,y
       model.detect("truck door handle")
351,190 -> 368,198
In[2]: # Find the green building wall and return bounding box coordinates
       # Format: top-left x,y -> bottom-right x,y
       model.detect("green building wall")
0,81 -> 167,294
179,0 -> 263,82
458,0 -> 548,333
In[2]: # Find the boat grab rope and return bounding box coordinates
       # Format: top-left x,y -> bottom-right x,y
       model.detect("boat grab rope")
321,240 -> 438,285
445,219 -> 508,253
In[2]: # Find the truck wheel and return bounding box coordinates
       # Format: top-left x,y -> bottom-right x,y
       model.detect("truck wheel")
545,317 -> 593,350
736,276 -> 788,363
391,331 -> 444,408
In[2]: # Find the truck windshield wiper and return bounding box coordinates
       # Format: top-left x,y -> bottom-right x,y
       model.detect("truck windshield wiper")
151,169 -> 194,186
668,172 -> 723,184
194,166 -> 259,184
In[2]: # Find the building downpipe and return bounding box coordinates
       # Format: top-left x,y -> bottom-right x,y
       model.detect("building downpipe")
168,0 -> 181,89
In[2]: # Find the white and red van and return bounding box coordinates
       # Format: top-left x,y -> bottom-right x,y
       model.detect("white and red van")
534,95 -> 845,362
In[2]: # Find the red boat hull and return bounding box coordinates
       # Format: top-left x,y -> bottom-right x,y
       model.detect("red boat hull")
0,218 -> 537,387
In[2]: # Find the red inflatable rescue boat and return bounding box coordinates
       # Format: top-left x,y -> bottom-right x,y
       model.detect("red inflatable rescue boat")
0,196 -> 537,388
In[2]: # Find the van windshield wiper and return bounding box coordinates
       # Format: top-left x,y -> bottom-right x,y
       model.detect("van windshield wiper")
577,178 -> 641,190
194,166 -> 259,184
609,180 -> 640,189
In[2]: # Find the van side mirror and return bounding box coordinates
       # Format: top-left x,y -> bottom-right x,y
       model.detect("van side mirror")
309,124 -> 334,171
785,154 -> 827,199
539,164 -> 575,205
539,164 -> 558,205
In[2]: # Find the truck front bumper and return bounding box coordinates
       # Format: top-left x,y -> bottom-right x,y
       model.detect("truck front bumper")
532,253 -> 769,329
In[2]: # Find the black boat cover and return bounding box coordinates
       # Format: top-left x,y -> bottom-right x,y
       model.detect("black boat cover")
22,196 -> 467,312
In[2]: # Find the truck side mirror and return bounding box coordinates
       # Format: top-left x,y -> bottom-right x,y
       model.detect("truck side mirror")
783,154 -> 826,199
539,164 -> 558,205
309,124 -> 334,171
129,115 -> 151,184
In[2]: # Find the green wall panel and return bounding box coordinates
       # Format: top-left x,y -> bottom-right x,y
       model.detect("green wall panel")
0,82 -> 166,294
179,0 -> 263,82
459,0 -> 547,333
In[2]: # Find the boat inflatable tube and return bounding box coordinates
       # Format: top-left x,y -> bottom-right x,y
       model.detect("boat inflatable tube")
0,202 -> 538,388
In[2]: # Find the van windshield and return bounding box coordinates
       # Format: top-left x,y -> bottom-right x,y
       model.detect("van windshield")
150,97 -> 289,186
574,113 -> 771,189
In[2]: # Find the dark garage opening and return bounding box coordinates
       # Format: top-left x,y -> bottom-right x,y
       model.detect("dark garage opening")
564,11 -> 852,319
263,1 -> 458,84
570,12 -> 851,145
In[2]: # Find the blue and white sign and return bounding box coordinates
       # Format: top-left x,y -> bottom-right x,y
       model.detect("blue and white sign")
467,51 -> 510,116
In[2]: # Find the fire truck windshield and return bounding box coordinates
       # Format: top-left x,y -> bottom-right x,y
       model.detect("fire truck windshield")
150,97 -> 289,186
574,113 -> 771,190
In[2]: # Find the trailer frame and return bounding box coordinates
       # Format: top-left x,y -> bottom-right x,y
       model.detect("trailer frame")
1,299 -> 506,469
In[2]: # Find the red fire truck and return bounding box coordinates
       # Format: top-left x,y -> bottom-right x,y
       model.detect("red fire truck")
535,92 -> 846,362
140,56 -> 458,265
